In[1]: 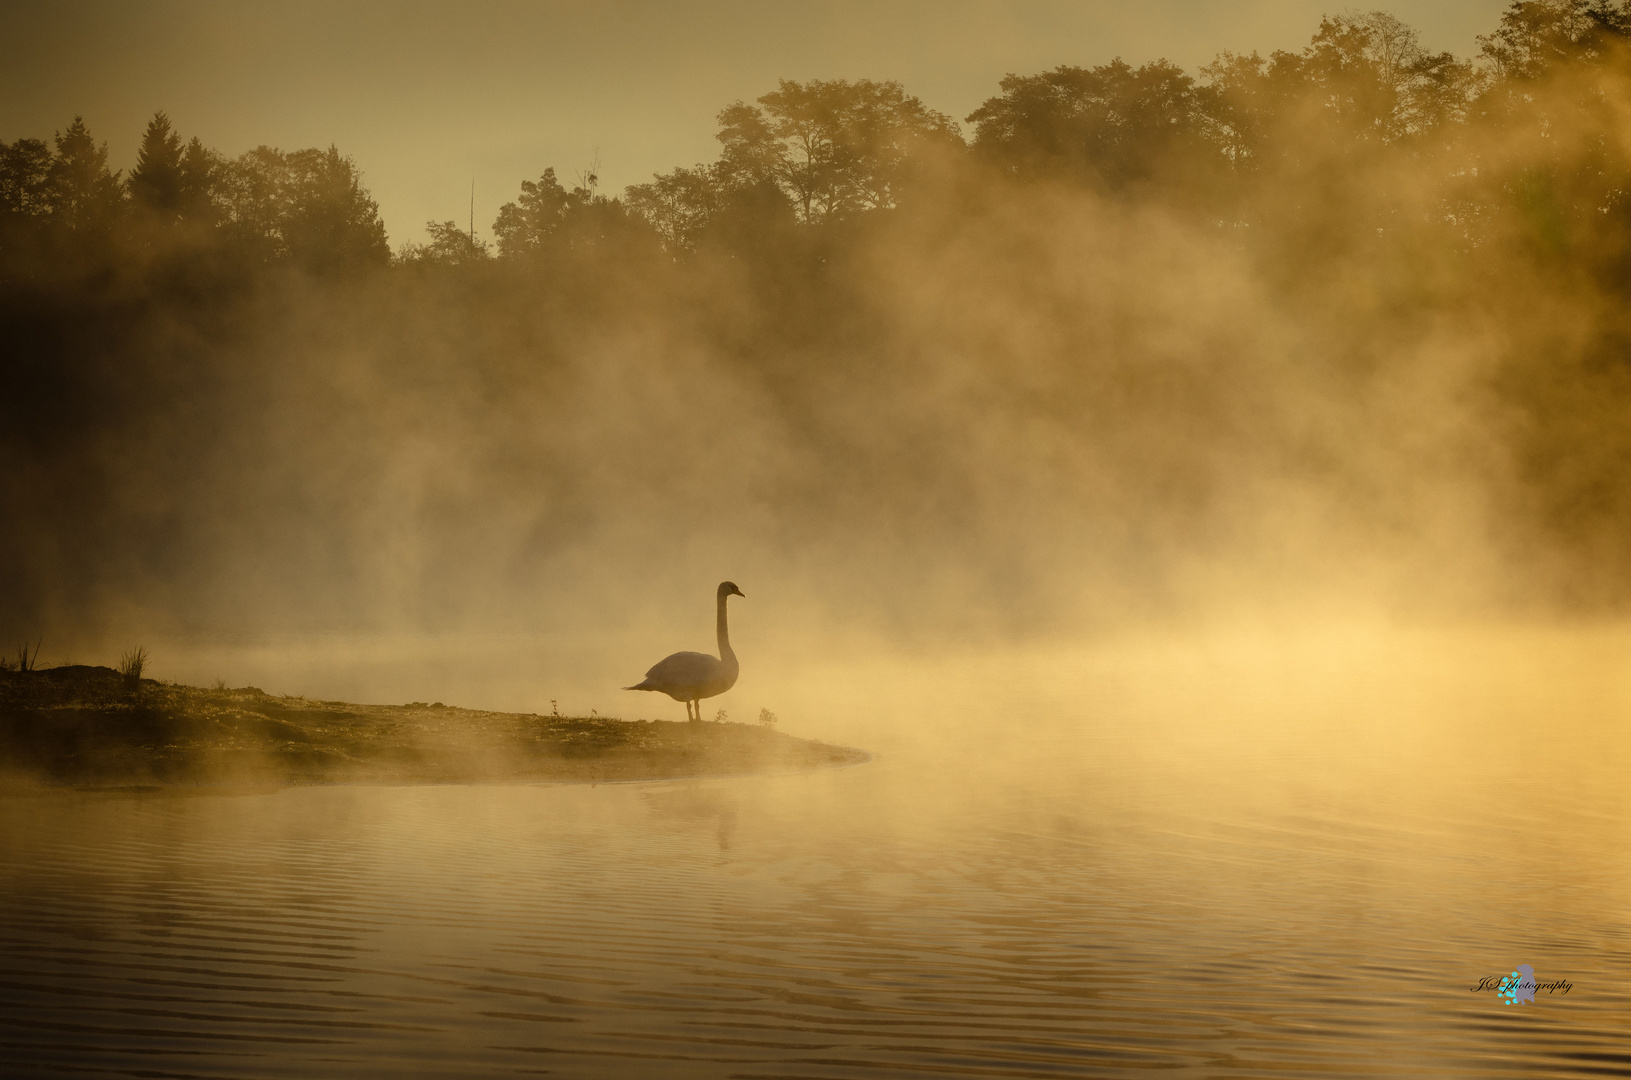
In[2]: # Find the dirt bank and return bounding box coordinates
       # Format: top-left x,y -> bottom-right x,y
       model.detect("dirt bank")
0,665 -> 868,789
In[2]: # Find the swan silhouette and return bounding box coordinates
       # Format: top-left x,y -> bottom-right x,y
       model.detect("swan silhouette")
624,581 -> 744,721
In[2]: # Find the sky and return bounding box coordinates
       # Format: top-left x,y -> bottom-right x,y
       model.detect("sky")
2,1 -> 1514,247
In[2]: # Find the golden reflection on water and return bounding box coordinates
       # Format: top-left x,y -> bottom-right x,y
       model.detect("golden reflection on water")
3,623 -> 1629,1077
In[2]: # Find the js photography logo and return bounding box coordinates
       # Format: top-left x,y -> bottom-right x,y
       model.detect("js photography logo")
1471,964 -> 1574,1003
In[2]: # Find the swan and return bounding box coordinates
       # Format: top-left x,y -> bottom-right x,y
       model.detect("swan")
624,581 -> 744,721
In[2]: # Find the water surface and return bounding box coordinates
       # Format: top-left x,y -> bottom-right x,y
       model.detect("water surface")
3,625 -> 1629,1077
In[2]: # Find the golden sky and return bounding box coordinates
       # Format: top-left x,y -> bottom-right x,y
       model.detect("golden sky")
2,1 -> 1511,246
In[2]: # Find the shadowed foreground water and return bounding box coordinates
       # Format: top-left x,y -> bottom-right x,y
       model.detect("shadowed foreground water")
3,628 -> 1630,1078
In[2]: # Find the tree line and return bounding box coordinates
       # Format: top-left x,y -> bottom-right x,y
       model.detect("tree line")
0,113 -> 389,276
12,0 -> 1631,636
7,2 -> 1631,281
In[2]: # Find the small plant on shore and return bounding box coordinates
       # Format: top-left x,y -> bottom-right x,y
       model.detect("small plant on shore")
758,707 -> 778,728
714,708 -> 728,723
119,646 -> 148,684
14,638 -> 41,672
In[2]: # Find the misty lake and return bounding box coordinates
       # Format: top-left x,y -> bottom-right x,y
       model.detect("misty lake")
3,625 -> 1629,1078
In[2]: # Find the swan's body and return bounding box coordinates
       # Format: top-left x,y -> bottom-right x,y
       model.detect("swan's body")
624,581 -> 743,721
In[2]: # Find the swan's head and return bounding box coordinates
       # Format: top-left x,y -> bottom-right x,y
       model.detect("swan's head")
718,581 -> 745,599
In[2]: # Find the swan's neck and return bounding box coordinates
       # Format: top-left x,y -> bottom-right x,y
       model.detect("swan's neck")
717,593 -> 736,667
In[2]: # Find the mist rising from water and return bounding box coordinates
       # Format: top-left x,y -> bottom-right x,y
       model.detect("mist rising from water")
8,8 -> 1631,698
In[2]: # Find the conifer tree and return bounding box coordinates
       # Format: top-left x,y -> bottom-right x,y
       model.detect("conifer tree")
128,111 -> 185,220
47,117 -> 123,231
0,138 -> 54,219
177,136 -> 218,225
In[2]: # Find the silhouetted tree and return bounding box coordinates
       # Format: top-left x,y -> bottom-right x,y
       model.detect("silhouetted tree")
214,145 -> 287,261
46,117 -> 123,232
207,144 -> 387,269
752,79 -> 962,221
1477,0 -> 1631,80
397,219 -> 491,265
1200,50 -> 1304,171
1471,1 -> 1631,151
1450,2 -> 1631,276
0,138 -> 53,220
128,111 -> 185,222
1203,12 -> 1475,179
622,165 -> 721,252
627,79 -> 957,247
967,59 -> 1215,190
493,167 -> 576,256
280,146 -> 389,272
626,101 -> 796,253
713,102 -> 785,192
1298,13 -> 1474,143
0,137 -> 54,273
493,166 -> 628,257
178,137 -> 217,226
